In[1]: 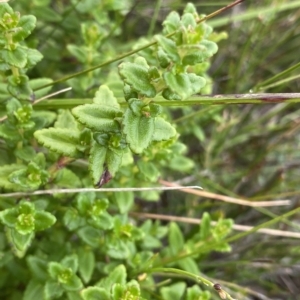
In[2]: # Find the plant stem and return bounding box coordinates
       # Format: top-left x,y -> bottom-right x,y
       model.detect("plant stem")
30,93 -> 300,110
154,206 -> 300,267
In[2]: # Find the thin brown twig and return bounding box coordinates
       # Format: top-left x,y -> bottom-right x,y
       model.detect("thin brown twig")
130,212 -> 300,239
159,179 -> 291,207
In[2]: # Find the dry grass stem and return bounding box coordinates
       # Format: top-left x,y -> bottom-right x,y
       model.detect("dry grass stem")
159,179 -> 290,207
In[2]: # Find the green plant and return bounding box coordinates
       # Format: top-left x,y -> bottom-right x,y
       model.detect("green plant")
1,0 -> 300,299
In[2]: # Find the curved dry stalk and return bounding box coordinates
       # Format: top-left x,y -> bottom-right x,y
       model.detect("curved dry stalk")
0,185 -> 202,198
130,212 -> 300,239
159,179 -> 290,207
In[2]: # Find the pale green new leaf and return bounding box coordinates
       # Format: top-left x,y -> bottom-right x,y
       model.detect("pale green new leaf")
93,85 -> 120,109
152,117 -> 176,142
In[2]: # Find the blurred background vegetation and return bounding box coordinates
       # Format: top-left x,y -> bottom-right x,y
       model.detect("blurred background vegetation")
6,0 -> 300,299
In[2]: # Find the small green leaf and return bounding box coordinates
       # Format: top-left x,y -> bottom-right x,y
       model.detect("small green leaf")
113,191 -> 134,214
14,146 -> 36,162
89,141 -> 123,185
34,128 -> 81,157
26,48 -> 43,68
72,104 -> 121,132
119,58 -> 156,98
200,212 -> 211,240
44,280 -> 64,300
1,47 -> 27,68
168,222 -> 184,255
0,164 -> 26,190
34,211 -> 56,231
162,11 -> 180,33
6,228 -> 34,257
155,35 -> 180,62
63,274 -> 83,292
24,279 -> 44,300
67,44 -> 87,63
48,262 -> 64,279
7,74 -> 32,100
89,142 -> 107,185
178,257 -> 199,274
77,226 -> 100,248
160,282 -> 186,300
157,47 -> 171,68
123,108 -> 155,153
168,155 -> 194,172
93,85 -> 120,109
55,109 -> 78,129
13,15 -> 37,42
153,117 -> 177,142
61,254 -> 79,273
97,264 -> 127,291
81,287 -> 110,300
27,256 -> 48,281
78,248 -> 95,284
0,207 -> 18,227
63,208 -> 84,231
137,160 -> 160,182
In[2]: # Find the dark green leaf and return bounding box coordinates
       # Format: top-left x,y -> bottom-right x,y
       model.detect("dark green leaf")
155,35 -> 180,62
44,280 -> 64,300
168,222 -> 184,255
93,85 -> 120,109
63,208 -> 84,231
34,211 -> 56,231
62,273 -> 83,292
13,15 -> 36,42
72,104 -> 121,132
114,191 -> 134,214
27,256 -> 48,281
67,44 -> 87,63
160,282 -> 186,300
152,117 -> 176,142
0,207 -> 18,227
24,279 -> 44,300
137,160 -> 160,181
77,226 -> 100,248
162,11 -> 180,33
178,257 -> 199,274
0,164 -> 26,190
200,212 -> 211,240
81,287 -> 110,300
1,47 -> 27,68
119,58 -> 156,98
78,248 -> 95,284
61,254 -> 79,273
123,108 -> 155,153
7,74 -> 32,100
34,128 -> 81,157
26,48 -> 43,68
6,228 -> 34,257
48,262 -> 64,279
55,109 -> 78,130
89,142 -> 107,185
14,146 -> 36,162
97,264 -> 127,291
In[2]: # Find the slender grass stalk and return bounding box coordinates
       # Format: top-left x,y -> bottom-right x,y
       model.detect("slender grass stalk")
153,206 -> 300,267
